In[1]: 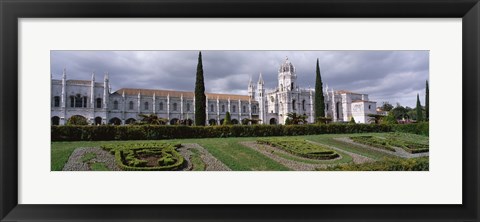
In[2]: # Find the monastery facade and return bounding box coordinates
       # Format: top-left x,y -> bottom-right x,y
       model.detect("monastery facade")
51,58 -> 377,125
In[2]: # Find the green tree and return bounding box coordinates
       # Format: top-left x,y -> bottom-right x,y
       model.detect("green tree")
241,118 -> 261,125
416,94 -> 424,122
194,51 -> 206,126
349,117 -> 356,124
384,111 -> 398,124
367,114 -> 385,124
391,104 -> 407,120
223,112 -> 232,125
381,102 -> 394,111
314,58 -> 325,122
286,112 -> 307,125
138,114 -> 167,125
66,115 -> 88,125
317,117 -> 332,124
425,80 -> 429,121
285,117 -> 292,125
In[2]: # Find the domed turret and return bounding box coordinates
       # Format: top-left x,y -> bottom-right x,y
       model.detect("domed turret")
278,57 -> 296,73
278,57 -> 297,91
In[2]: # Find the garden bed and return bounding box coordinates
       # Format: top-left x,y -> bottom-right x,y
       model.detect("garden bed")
256,138 -> 339,160
101,142 -> 185,171
350,134 -> 429,154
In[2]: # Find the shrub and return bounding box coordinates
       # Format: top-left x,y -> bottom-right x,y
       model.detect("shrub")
350,133 -> 429,153
110,143 -> 185,171
391,122 -> 429,136
257,138 -> 339,160
323,157 -> 429,171
52,124 -> 393,141
66,115 -> 88,125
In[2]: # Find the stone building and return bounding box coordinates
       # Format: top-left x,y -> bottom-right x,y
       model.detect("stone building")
51,58 -> 376,125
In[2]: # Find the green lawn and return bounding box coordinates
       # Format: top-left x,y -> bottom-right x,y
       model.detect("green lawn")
51,132 -> 428,171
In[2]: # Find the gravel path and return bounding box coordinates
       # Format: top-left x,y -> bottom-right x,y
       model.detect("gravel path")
182,143 -> 231,171
177,146 -> 194,171
62,147 -> 121,171
305,140 -> 374,164
333,137 -> 429,158
241,141 -> 348,171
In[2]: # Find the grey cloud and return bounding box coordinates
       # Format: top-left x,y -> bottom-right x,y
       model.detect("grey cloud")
51,50 -> 429,107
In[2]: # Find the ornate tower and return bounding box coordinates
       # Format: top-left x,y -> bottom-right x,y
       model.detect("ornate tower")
60,68 -> 67,125
248,77 -> 255,99
90,72 -> 95,109
278,57 -> 297,92
103,72 -> 109,109
257,73 -> 265,123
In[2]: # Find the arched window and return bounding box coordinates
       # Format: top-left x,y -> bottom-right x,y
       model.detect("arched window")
96,98 -> 102,108
232,105 -> 236,113
144,102 -> 149,110
292,100 -> 296,110
129,101 -> 134,110
291,82 -> 294,90
51,116 -> 60,125
159,102 -> 164,110
243,106 -> 246,113
222,105 -> 225,112
83,96 -> 87,107
326,104 -> 329,110
210,104 -> 214,112
74,95 -> 83,108
187,103 -> 190,111
369,105 -> 371,110
302,100 -> 306,111
113,101 -> 119,110
53,96 -> 60,107
173,103 -> 177,111
252,105 -> 257,113
70,96 -> 74,107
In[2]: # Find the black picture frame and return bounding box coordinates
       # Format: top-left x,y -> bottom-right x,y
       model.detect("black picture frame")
1,0 -> 479,221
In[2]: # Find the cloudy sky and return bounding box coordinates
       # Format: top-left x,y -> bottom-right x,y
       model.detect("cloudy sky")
51,51 -> 429,108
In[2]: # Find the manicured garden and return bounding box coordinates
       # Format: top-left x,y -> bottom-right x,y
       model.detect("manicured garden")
350,133 -> 429,153
257,138 -> 339,160
101,142 -> 185,171
52,132 -> 429,171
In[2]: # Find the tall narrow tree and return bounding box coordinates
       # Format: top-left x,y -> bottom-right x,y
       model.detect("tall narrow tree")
314,58 -> 325,122
416,93 -> 424,122
425,80 -> 429,121
194,52 -> 206,126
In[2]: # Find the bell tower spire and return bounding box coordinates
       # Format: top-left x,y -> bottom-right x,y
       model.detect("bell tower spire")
248,76 -> 255,99
278,57 -> 297,91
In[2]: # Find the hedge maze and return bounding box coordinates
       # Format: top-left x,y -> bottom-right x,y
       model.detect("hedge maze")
101,142 -> 185,171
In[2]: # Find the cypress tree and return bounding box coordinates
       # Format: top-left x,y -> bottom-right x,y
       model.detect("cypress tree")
194,52 -> 206,126
314,58 -> 325,122
425,80 -> 429,121
416,93 -> 424,122
224,112 -> 232,125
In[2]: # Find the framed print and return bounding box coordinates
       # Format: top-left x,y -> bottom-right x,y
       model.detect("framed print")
1,0 -> 479,221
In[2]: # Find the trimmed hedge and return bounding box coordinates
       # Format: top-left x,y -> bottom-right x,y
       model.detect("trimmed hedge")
51,124 -> 393,141
350,136 -> 397,152
257,138 -> 339,160
391,122 -> 429,136
350,134 -> 429,153
323,157 -> 429,171
102,142 -> 185,171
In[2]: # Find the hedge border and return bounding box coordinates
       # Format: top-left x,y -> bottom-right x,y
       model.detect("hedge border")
52,124 -> 394,141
